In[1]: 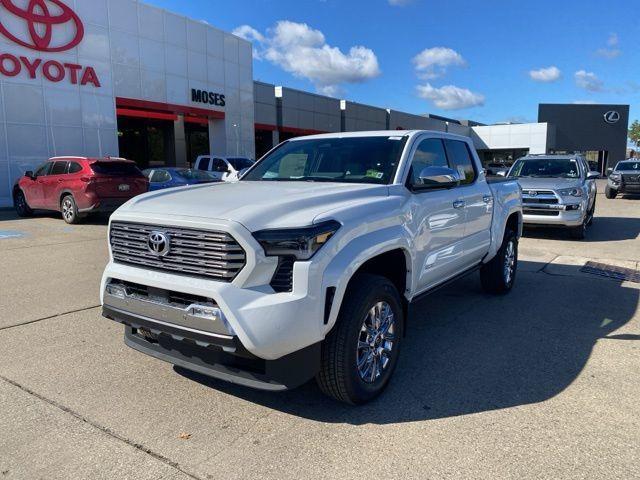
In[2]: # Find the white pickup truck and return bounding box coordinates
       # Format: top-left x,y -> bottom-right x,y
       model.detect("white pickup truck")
101,130 -> 522,404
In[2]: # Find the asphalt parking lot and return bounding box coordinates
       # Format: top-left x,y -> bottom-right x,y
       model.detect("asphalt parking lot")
1,185 -> 638,479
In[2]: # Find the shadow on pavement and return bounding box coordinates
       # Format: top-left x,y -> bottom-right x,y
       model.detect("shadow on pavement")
524,216 -> 640,242
176,259 -> 639,424
0,209 -> 110,226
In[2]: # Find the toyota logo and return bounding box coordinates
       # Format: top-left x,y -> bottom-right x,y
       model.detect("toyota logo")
604,110 -> 620,124
0,0 -> 84,52
148,231 -> 170,257
528,190 -> 538,197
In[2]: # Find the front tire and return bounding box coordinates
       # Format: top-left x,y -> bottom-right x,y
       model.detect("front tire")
316,274 -> 404,405
605,186 -> 617,199
14,190 -> 33,217
569,220 -> 586,240
60,195 -> 81,224
480,228 -> 518,294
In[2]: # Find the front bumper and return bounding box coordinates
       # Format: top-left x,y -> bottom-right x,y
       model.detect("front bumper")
522,202 -> 585,227
103,306 -> 320,390
608,179 -> 640,193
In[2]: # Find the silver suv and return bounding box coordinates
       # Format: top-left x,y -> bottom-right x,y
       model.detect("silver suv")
506,154 -> 598,239
606,160 -> 640,198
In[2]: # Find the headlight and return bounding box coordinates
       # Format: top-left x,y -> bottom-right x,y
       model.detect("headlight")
558,188 -> 583,197
252,220 -> 341,260
610,173 -> 621,181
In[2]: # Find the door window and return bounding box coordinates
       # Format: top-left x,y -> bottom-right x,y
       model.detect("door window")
35,162 -> 53,177
211,158 -> 229,173
50,161 -> 68,175
445,140 -> 477,185
150,169 -> 171,183
196,158 -> 210,171
68,162 -> 83,174
408,138 -> 449,187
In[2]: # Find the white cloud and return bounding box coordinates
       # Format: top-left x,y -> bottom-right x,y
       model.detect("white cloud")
412,47 -> 466,80
529,66 -> 561,82
416,83 -> 485,110
575,70 -> 604,92
595,33 -> 621,58
232,25 -> 265,59
234,21 -> 380,95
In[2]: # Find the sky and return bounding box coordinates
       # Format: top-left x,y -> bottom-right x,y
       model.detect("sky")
147,0 -> 639,124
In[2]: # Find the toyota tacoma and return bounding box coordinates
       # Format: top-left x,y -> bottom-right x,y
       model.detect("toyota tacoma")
101,131 -> 522,404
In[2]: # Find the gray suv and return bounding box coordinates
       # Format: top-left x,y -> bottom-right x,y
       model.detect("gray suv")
506,155 -> 598,239
606,160 -> 640,198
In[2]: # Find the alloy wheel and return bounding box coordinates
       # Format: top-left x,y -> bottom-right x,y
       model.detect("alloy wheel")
62,198 -> 74,222
503,240 -> 516,285
356,301 -> 396,384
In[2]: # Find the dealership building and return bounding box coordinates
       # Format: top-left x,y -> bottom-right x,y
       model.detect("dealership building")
0,0 -> 631,208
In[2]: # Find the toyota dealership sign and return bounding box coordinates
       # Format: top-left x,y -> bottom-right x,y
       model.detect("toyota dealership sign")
0,0 -> 100,86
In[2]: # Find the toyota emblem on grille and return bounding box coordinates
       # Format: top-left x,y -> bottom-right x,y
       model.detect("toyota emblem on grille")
148,231 -> 170,257
528,190 -> 538,197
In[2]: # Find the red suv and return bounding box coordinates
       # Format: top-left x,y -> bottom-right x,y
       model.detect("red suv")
13,157 -> 149,224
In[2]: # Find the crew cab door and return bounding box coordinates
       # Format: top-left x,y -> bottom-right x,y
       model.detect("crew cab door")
444,139 -> 493,264
405,137 -> 468,292
25,161 -> 53,208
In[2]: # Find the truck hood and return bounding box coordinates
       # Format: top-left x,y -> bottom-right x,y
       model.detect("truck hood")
119,181 -> 389,231
516,177 -> 582,191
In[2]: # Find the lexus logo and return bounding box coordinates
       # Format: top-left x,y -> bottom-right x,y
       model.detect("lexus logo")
0,0 -> 84,52
604,110 -> 620,124
148,231 -> 170,257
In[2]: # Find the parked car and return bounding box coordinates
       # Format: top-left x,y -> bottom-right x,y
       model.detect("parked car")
142,168 -> 219,191
101,130 -> 522,404
193,155 -> 255,181
485,162 -> 511,176
605,160 -> 640,198
506,154 -> 598,239
13,157 -> 148,224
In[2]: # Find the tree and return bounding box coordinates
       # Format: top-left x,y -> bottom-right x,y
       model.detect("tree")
629,120 -> 640,148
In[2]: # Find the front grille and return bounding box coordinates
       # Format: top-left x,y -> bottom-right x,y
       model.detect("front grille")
622,174 -> 640,185
523,209 -> 560,216
110,222 -> 246,281
522,189 -> 558,205
523,197 -> 558,205
109,280 -> 215,308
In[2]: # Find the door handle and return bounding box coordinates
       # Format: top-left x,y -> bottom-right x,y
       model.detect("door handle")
483,195 -> 492,204
57,178 -> 63,182
453,199 -> 466,209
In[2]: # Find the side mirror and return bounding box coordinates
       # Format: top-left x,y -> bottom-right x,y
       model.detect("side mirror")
414,166 -> 460,190
586,171 -> 600,180
496,171 -> 507,177
25,170 -> 35,179
606,167 -> 613,176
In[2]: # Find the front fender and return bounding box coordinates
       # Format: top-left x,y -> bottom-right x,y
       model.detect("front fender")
485,189 -> 522,263
321,225 -> 412,333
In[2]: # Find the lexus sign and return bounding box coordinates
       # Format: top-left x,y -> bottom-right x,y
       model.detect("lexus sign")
0,0 -> 100,87
604,110 -> 620,124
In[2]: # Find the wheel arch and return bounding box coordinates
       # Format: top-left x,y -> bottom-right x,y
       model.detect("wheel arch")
321,226 -> 413,336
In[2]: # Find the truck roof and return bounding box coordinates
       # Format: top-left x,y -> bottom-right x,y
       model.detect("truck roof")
288,129 -> 471,142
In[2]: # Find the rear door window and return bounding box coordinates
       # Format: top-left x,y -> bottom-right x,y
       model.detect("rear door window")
91,162 -> 142,176
50,161 -> 68,175
68,162 -> 83,174
445,140 -> 477,185
150,170 -> 171,183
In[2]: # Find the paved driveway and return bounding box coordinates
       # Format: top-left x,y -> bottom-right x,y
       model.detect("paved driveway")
0,192 -> 638,479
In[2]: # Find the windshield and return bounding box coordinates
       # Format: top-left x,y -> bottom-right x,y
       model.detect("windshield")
227,157 -> 254,170
509,158 -> 581,178
616,161 -> 640,171
242,136 -> 408,184
175,169 -> 216,180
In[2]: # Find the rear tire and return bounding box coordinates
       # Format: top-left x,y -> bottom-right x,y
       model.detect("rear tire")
605,186 -> 617,199
480,228 -> 518,294
316,274 -> 404,405
60,195 -> 81,224
13,190 -> 33,217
